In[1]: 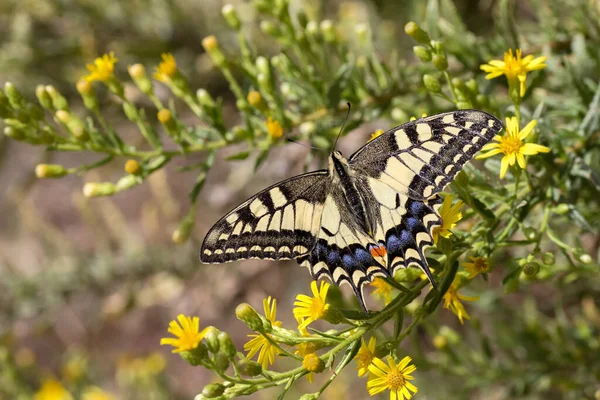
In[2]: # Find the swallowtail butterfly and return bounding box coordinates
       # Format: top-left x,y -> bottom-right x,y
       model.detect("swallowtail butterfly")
201,110 -> 502,312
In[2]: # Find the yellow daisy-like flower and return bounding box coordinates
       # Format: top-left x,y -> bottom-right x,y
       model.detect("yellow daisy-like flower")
244,296 -> 282,369
432,195 -> 463,244
160,314 -> 210,353
480,49 -> 546,97
443,282 -> 478,324
82,386 -> 116,400
476,117 -> 550,179
266,117 -> 284,139
463,256 -> 490,279
153,53 -> 178,82
293,281 -> 331,329
370,278 -> 393,305
35,379 -> 73,400
367,355 -> 418,400
356,336 -> 377,377
83,52 -> 118,82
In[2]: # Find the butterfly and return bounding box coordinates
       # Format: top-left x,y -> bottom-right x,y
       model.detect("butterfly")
200,110 -> 502,312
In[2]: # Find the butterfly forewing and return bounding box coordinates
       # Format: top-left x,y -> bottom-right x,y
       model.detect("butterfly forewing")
200,171 -> 329,263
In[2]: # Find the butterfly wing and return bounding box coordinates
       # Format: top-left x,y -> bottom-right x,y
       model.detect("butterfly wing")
347,110 -> 502,289
349,110 -> 502,200
200,171 -> 329,263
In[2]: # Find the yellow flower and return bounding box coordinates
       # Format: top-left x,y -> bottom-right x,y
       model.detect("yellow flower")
35,379 -> 73,400
266,117 -> 284,139
463,256 -> 490,279
432,195 -> 463,244
480,49 -> 546,97
160,314 -> 210,353
356,336 -> 377,377
443,282 -> 478,324
293,281 -> 331,329
244,296 -> 282,369
154,53 -> 178,82
476,117 -> 550,179
367,356 -> 418,400
83,52 -> 118,82
302,352 -> 324,383
370,278 -> 392,305
82,386 -> 116,400
369,129 -> 384,142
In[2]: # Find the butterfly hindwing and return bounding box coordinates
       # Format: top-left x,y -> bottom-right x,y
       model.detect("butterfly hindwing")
200,171 -> 329,263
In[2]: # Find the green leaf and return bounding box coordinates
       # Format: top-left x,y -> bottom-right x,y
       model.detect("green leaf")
226,151 -> 251,161
326,63 -> 353,108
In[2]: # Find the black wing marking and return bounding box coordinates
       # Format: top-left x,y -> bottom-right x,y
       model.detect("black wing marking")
349,110 -> 502,200
200,171 -> 329,263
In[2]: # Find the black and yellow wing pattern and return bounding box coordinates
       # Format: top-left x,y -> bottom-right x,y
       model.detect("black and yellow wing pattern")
201,110 -> 503,312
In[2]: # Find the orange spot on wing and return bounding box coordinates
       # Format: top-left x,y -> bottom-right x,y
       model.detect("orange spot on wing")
370,245 -> 387,258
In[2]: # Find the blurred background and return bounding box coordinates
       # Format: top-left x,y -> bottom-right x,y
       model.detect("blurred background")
1,0 -> 599,399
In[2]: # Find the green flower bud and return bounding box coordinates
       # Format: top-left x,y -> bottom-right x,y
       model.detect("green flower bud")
423,74 -> 441,93
235,303 -> 263,332
475,94 -> 489,107
320,20 -> 336,42
299,394 -> 319,400
413,46 -> 432,62
205,328 -> 220,353
128,64 -> 153,95
305,21 -> 319,37
299,121 -> 316,136
573,248 -> 592,264
260,21 -> 282,38
3,126 -> 24,140
523,261 -> 540,277
465,79 -> 479,94
27,103 -> 45,121
213,353 -> 230,373
302,353 -> 324,373
312,135 -> 330,150
35,85 -> 53,110
202,383 -> 226,398
430,40 -> 444,52
123,103 -> 139,121
432,54 -> 448,71
115,175 -> 141,191
55,110 -> 87,140
553,203 -> 570,215
45,85 -> 69,111
542,252 -> 555,265
523,227 -> 538,241
236,359 -> 262,376
217,332 -> 236,360
404,22 -> 430,44
202,36 -> 226,67
235,99 -> 249,112
232,125 -> 248,139
355,23 -> 370,45
394,267 -> 422,282
180,343 -> 209,366
323,308 -> 344,325
221,4 -> 241,30
172,212 -> 195,244
4,82 -> 24,109
456,101 -> 472,109
83,182 -> 116,198
391,107 -> 408,122
35,164 -> 67,179
197,89 -> 215,108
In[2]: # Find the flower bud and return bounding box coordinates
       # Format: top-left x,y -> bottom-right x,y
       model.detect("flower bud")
197,89 -> 215,108
299,121 -> 316,136
394,267 -> 421,282
83,182 -> 116,198
355,23 -> 370,45
55,110 -> 87,140
573,248 -> 592,264
542,252 -> 555,265
124,159 -> 141,175
320,20 -> 336,42
202,383 -> 225,398
76,79 -> 99,111
323,308 -> 344,325
35,164 -> 67,178
3,126 -> 24,140
27,103 -> 44,121
217,332 -> 237,360
4,82 -> 24,109
432,334 -> 448,350
423,74 -> 441,93
221,4 -> 241,30
247,91 -> 265,109
35,85 -> 53,110
475,94 -> 489,107
260,21 -> 283,38
204,328 -> 220,354
432,54 -> 448,71
312,135 -> 330,150
553,203 -> 570,215
180,343 -> 209,366
305,21 -> 319,37
45,85 -> 69,111
128,64 -> 153,95
523,261 -> 540,277
236,304 -> 263,332
465,78 -> 479,94
391,107 -> 408,122
121,102 -> 138,121
299,394 -> 319,400
456,101 -> 471,109
413,46 -> 432,62
115,175 -> 141,191
202,36 -> 226,67
236,359 -> 262,376
213,353 -> 230,373
302,353 -> 324,373
523,227 -> 538,241
172,213 -> 195,244
404,22 -> 430,44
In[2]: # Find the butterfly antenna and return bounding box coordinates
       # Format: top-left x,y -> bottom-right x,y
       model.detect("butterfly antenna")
285,137 -> 324,152
332,102 -> 352,151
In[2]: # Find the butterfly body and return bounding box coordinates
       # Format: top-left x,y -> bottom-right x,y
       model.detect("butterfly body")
200,110 -> 503,312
